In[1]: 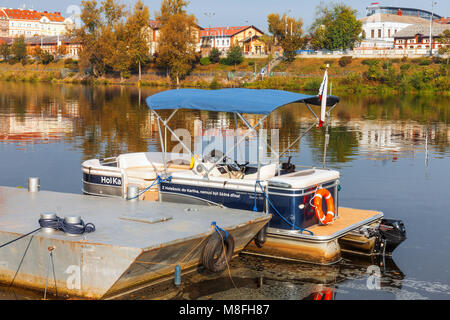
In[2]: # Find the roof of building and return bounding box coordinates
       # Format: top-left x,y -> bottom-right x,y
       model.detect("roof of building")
360,13 -> 429,24
240,35 -> 263,43
365,5 -> 442,19
434,17 -> 450,25
0,37 -> 12,44
24,35 -> 81,44
394,23 -> 450,38
148,19 -> 160,29
200,25 -> 263,38
148,19 -> 203,31
0,8 -> 65,22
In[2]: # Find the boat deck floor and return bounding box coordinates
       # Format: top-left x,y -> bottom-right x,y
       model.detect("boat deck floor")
268,207 -> 383,241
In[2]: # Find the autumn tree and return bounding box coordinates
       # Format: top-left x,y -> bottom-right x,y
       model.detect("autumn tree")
126,0 -> 151,80
57,44 -> 68,56
156,0 -> 198,85
209,48 -> 220,63
267,13 -> 307,62
437,30 -> 450,64
74,0 -> 151,79
226,44 -> 243,66
0,43 -> 10,61
310,2 -> 362,51
75,0 -> 106,76
12,36 -> 27,63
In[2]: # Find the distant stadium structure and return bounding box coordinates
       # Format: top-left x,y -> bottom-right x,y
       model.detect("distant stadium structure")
365,2 -> 442,20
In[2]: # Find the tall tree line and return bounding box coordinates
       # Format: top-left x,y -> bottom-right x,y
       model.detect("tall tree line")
75,0 -> 150,80
156,0 -> 199,85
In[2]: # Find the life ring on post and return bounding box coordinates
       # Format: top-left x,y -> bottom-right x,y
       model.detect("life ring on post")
313,188 -> 335,225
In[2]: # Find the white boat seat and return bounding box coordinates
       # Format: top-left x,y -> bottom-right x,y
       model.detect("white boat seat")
243,163 -> 277,180
125,167 -> 160,180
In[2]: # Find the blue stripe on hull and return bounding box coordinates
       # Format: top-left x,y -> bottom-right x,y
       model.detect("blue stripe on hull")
160,182 -> 265,212
160,182 -> 331,230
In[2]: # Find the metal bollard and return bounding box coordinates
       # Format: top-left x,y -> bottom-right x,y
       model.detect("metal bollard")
40,212 -> 58,233
64,216 -> 82,236
28,177 -> 40,192
174,264 -> 181,286
127,185 -> 140,201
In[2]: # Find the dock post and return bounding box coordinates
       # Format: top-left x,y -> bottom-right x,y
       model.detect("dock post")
127,185 -> 140,201
174,264 -> 181,286
28,177 -> 40,192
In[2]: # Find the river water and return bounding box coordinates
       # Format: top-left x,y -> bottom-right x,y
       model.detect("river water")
0,82 -> 449,300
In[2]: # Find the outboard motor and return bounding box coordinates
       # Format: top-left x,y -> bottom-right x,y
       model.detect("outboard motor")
377,219 -> 406,253
281,156 -> 296,173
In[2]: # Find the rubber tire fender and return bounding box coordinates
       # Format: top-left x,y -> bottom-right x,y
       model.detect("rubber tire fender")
202,229 -> 234,273
254,223 -> 268,248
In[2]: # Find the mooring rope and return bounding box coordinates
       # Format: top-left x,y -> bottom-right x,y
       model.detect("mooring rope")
126,175 -> 172,201
253,180 -> 314,236
38,217 -> 95,235
0,227 -> 42,250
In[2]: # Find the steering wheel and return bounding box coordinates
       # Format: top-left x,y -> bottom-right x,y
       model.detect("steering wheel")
234,160 -> 249,173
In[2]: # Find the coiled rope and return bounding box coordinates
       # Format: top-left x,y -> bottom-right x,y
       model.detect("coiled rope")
38,216 -> 96,235
126,175 -> 172,200
253,180 -> 314,236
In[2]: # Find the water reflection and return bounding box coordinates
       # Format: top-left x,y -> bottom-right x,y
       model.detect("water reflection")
0,82 -> 448,164
0,82 -> 449,300
112,254 -> 405,300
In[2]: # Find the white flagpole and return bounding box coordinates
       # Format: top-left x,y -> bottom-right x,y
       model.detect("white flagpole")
318,64 -> 329,129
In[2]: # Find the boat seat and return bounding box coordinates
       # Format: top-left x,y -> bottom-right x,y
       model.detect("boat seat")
118,153 -> 162,169
124,167 -> 160,180
243,163 -> 277,180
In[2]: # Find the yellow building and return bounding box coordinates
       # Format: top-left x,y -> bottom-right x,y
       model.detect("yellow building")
200,25 -> 265,56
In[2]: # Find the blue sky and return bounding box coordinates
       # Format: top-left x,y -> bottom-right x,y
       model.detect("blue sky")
2,0 -> 449,32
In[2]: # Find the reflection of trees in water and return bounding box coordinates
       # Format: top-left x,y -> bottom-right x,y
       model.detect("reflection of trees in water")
308,126 -> 359,164
0,82 -> 448,162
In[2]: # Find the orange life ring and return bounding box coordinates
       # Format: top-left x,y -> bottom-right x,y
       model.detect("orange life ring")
313,188 -> 335,225
313,289 -> 333,300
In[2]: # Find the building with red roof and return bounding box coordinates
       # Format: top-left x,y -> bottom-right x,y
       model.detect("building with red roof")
200,25 -> 265,56
147,19 -> 203,56
0,7 -> 74,38
434,17 -> 450,25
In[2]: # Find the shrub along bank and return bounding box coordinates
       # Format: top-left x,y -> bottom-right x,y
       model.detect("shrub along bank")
0,56 -> 448,95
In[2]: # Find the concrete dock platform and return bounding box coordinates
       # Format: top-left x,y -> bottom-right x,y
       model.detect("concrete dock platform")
0,186 -> 270,299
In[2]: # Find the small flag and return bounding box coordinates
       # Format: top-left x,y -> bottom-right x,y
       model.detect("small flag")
318,65 -> 329,129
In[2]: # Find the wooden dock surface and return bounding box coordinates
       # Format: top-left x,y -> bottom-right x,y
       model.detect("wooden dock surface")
307,207 -> 382,237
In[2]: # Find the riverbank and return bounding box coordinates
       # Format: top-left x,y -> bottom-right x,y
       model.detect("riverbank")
0,57 -> 448,95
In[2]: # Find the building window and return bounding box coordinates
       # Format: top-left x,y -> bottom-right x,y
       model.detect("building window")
378,29 -> 381,38
371,30 -> 374,38
388,29 -> 391,37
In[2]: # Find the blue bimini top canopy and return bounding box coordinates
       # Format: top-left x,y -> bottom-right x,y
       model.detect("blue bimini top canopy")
146,88 -> 339,115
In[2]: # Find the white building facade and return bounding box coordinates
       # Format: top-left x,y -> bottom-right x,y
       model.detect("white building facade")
0,8 -> 74,38
358,13 -> 429,49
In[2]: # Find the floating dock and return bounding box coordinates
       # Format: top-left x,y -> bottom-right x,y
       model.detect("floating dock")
0,186 -> 270,299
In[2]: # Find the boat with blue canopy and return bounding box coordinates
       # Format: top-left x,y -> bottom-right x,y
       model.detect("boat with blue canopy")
81,68 -> 406,265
